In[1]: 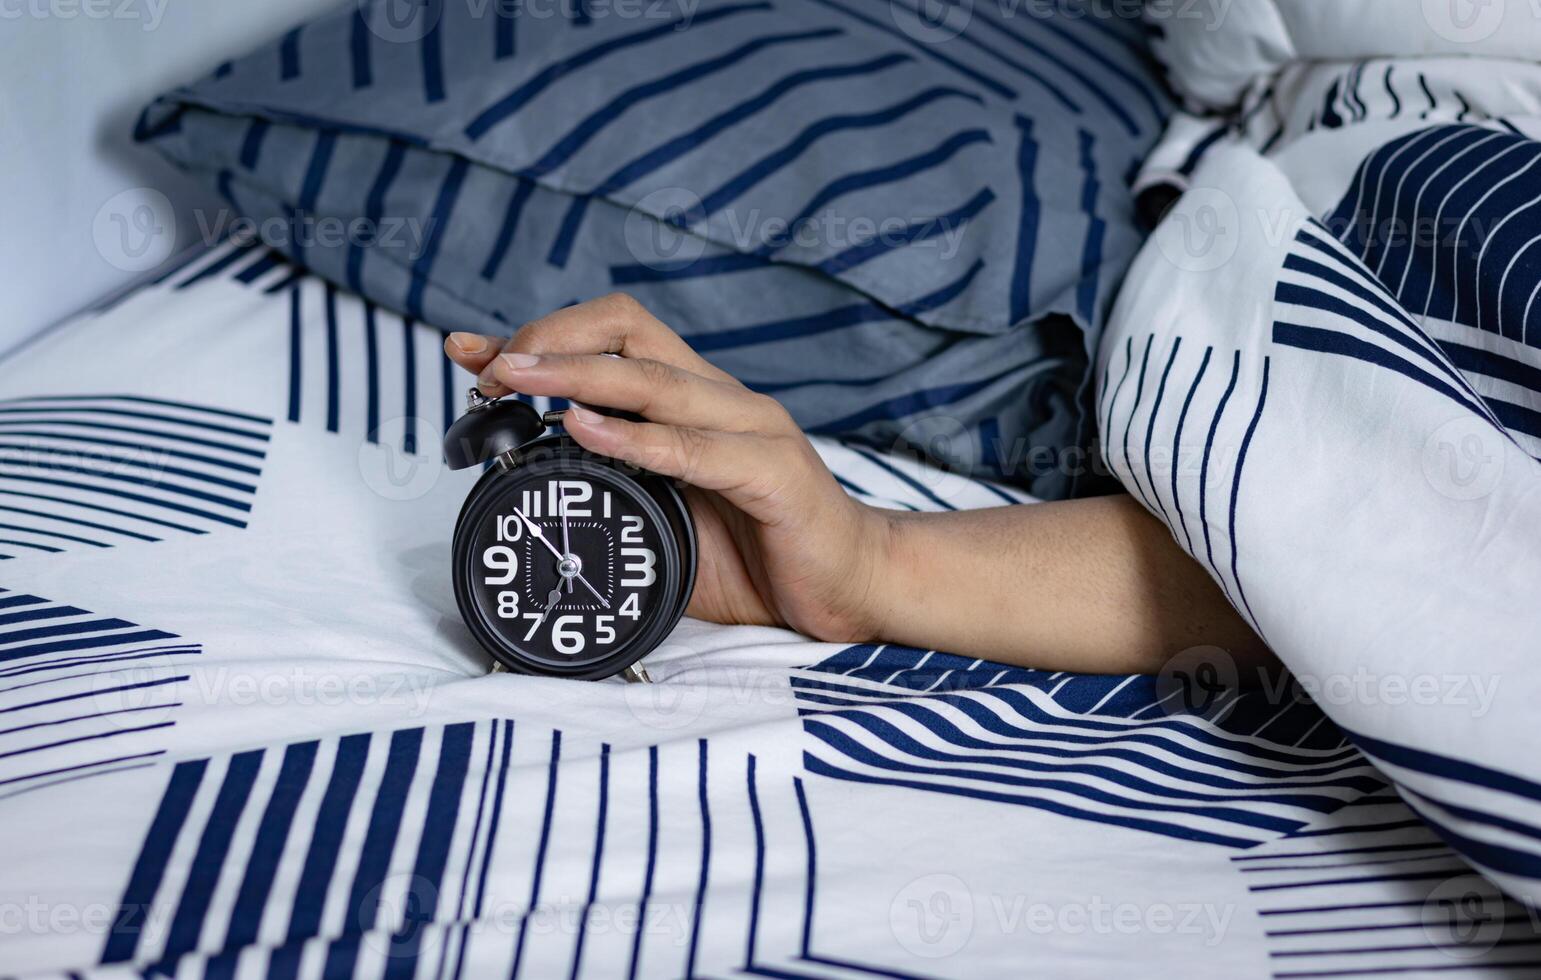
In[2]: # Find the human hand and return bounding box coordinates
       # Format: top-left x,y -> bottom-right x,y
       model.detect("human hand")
443,293 -> 891,642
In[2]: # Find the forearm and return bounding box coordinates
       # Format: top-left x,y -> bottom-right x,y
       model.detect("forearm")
446,301 -> 1270,678
862,494 -> 1272,675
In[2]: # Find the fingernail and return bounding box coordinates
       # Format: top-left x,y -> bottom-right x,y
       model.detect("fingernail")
499,352 -> 540,371
567,404 -> 605,425
448,332 -> 487,354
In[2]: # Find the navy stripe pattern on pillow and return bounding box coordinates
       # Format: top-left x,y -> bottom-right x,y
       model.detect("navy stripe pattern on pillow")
134,0 -> 1174,497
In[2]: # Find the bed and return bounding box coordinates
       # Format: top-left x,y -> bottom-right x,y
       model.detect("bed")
1,244 -> 1537,978
6,0 -> 1541,976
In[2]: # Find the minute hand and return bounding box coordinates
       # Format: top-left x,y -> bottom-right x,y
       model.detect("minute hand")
509,505 -> 610,608
561,494 -> 573,594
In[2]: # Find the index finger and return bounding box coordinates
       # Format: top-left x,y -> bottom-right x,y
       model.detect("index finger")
502,293 -> 735,387
444,332 -> 503,375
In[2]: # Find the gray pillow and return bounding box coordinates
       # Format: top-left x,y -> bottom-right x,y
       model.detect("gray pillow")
136,0 -> 1170,498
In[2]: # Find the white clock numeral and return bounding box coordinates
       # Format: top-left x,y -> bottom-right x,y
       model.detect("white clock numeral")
494,515 -> 523,542
595,615 -> 616,645
522,612 -> 544,641
621,547 -> 656,587
520,489 -> 542,518
551,480 -> 592,517
496,591 -> 520,618
482,546 -> 519,585
602,491 -> 612,519
552,614 -> 586,654
619,592 -> 642,620
620,515 -> 644,543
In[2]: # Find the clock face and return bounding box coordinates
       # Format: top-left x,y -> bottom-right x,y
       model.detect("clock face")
454,452 -> 687,676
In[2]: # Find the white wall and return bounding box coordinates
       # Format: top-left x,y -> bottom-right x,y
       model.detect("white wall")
0,0 -> 345,357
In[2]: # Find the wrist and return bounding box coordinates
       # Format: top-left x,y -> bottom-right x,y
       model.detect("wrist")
843,502 -> 908,643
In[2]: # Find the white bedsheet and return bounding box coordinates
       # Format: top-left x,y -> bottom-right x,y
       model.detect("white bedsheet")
1,248 -> 1536,978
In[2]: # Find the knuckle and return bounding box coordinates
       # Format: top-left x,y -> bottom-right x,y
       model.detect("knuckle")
771,430 -> 811,462
674,426 -> 710,469
601,291 -> 646,319
751,392 -> 794,429
634,357 -> 679,391
511,317 -> 553,352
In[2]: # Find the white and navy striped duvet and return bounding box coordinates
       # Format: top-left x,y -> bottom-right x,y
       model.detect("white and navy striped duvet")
792,647 -> 1376,849
3,249 -> 1534,976
1100,46 -> 1541,918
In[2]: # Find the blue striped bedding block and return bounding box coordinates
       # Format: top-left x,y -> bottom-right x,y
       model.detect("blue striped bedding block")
1099,65 -> 1541,910
134,0 -> 1172,498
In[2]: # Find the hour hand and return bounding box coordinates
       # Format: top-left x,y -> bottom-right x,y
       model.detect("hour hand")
535,586 -> 563,627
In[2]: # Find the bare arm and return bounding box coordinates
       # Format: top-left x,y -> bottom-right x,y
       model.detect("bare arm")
445,294 -> 1271,677
868,496 -> 1272,675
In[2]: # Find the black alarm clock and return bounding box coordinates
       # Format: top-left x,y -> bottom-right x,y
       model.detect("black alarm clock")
444,388 -> 696,681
